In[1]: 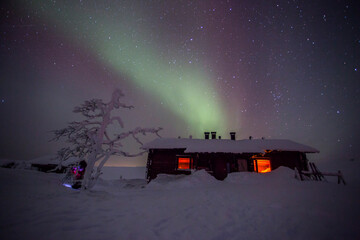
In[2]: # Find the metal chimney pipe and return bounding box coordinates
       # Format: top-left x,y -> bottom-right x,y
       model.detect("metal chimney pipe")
230,132 -> 236,140
204,132 -> 210,139
211,132 -> 217,139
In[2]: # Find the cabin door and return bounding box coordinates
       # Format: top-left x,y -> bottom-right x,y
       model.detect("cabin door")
213,160 -> 228,180
237,159 -> 248,172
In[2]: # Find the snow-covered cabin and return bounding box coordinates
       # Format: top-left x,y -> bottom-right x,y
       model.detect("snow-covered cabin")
142,132 -> 319,181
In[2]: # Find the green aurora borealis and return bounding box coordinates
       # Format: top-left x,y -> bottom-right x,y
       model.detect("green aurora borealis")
22,0 -> 229,135
1,0 -> 359,163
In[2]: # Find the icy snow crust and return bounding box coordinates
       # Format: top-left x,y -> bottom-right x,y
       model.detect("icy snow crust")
142,138 -> 319,153
1,165 -> 359,240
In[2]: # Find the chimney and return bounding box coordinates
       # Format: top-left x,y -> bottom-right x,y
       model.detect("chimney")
204,132 -> 210,139
211,132 -> 217,139
230,132 -> 236,140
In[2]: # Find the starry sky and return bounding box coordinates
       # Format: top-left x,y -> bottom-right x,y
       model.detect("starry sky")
0,0 -> 359,166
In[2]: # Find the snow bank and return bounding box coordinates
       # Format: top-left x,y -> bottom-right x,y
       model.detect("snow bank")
100,166 -> 146,180
147,170 -> 220,190
0,155 -> 78,170
0,158 -> 16,167
0,158 -> 30,169
225,167 -> 297,185
93,178 -> 147,193
0,164 -> 359,240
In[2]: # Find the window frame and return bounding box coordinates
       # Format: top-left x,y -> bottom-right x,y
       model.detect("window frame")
253,157 -> 272,173
176,155 -> 193,171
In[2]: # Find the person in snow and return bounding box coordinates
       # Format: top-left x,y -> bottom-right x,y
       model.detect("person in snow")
71,160 -> 87,189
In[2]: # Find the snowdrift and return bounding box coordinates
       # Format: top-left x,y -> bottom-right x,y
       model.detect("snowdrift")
147,169 -> 220,190
0,162 -> 359,240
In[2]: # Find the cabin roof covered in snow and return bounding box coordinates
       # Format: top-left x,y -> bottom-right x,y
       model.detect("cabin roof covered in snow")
142,138 -> 319,154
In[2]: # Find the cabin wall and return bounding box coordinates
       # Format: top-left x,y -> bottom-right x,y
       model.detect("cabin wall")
146,149 -> 309,181
146,149 -> 194,181
265,151 -> 308,171
197,153 -> 238,180
147,150 -> 249,181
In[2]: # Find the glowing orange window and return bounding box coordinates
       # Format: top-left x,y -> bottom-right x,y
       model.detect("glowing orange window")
178,157 -> 191,170
253,159 -> 271,173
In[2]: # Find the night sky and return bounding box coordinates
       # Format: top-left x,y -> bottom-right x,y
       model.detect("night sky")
0,0 -> 359,166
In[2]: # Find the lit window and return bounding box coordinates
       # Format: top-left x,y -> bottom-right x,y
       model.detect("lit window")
178,157 -> 192,170
253,159 -> 271,173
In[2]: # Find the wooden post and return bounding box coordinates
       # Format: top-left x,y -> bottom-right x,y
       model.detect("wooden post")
313,162 -> 327,182
338,170 -> 346,185
295,167 -> 304,181
309,163 -> 319,181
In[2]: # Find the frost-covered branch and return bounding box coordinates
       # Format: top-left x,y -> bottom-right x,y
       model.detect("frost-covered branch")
52,89 -> 162,190
110,116 -> 124,128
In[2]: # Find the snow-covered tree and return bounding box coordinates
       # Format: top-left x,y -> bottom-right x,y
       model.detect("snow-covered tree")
52,89 -> 162,189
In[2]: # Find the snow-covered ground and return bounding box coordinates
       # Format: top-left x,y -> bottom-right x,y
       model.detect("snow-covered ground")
0,161 -> 359,240
100,166 -> 146,180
